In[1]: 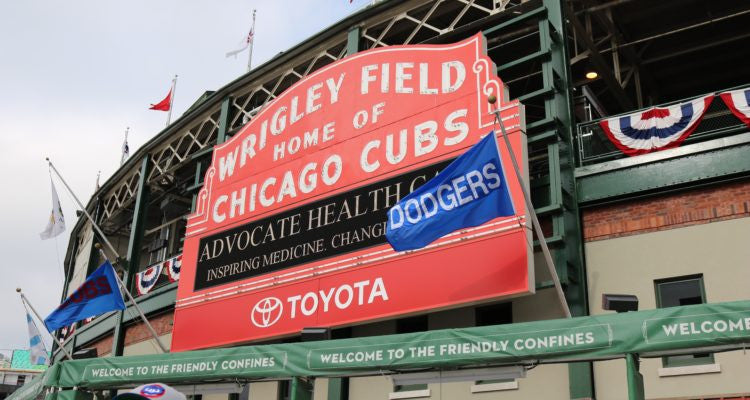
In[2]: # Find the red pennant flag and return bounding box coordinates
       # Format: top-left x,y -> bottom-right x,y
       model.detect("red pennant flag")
149,88 -> 172,111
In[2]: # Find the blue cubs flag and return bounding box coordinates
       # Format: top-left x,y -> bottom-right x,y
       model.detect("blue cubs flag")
386,131 -> 515,251
44,261 -> 126,331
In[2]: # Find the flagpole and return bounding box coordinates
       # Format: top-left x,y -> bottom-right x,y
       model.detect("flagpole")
95,244 -> 168,353
488,96 -> 572,319
120,127 -> 129,166
17,289 -> 74,361
45,158 -> 168,353
46,159 -> 120,263
166,75 -> 177,127
247,9 -> 256,72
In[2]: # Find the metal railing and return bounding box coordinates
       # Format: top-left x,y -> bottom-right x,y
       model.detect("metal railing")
576,86 -> 749,166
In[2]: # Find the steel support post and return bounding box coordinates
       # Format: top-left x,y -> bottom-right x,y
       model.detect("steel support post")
290,377 -> 313,400
542,0 -> 594,397
111,156 -> 152,357
346,26 -> 361,56
217,96 -> 233,144
327,378 -> 346,400
626,354 -> 645,400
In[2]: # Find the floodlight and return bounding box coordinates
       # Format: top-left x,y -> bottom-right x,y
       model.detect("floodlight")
72,348 -> 98,359
602,293 -> 639,313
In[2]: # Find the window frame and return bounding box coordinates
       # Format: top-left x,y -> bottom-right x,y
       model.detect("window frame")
654,274 -> 714,367
392,316 -> 430,394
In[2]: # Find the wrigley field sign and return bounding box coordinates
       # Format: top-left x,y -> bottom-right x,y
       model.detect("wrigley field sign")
172,33 -> 531,351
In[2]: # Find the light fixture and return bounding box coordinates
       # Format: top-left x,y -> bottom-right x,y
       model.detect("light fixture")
300,327 -> 331,342
585,71 -> 598,80
72,348 -> 98,359
391,366 -> 526,386
602,293 -> 639,313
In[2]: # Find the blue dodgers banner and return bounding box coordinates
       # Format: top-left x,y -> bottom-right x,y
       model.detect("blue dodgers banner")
45,261 -> 126,331
386,131 -> 515,251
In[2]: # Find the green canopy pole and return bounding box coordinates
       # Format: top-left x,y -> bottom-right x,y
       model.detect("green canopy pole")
290,377 -> 313,400
626,354 -> 645,400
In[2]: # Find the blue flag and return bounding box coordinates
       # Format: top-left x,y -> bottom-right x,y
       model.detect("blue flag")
44,261 -> 126,331
386,131 -> 515,251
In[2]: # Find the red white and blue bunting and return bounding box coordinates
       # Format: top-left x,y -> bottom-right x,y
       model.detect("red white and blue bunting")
599,95 -> 714,156
135,263 -> 163,296
720,87 -> 750,128
166,254 -> 182,282
60,323 -> 75,339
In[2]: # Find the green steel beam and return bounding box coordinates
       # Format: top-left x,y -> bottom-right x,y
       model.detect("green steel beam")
120,283 -> 177,325
576,139 -> 750,205
483,6 -> 547,36
216,96 -> 232,144
111,156 -> 151,357
73,312 -> 118,347
626,354 -> 645,400
346,26 -> 361,56
290,377 -> 313,400
327,378 -> 345,400
541,0 -> 593,397
85,232 -> 101,275
497,49 -> 550,72
517,86 -> 555,103
60,230 -> 80,303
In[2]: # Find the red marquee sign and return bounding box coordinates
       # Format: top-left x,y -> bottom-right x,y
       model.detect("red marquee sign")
172,33 -> 533,351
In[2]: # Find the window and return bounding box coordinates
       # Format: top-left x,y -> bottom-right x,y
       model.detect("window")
475,302 -> 512,327
393,316 -> 429,394
16,375 -> 26,386
396,315 -> 428,334
474,303 -> 516,389
655,275 -> 713,367
330,328 -> 351,400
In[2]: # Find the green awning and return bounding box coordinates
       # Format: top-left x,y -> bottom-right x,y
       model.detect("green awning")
49,300 -> 750,389
6,371 -> 47,400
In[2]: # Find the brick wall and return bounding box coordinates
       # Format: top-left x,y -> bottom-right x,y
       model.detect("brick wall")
77,312 -> 174,356
88,335 -> 113,357
583,180 -> 750,241
123,312 -> 174,347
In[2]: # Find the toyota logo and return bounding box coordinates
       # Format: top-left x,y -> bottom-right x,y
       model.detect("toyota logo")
251,297 -> 283,328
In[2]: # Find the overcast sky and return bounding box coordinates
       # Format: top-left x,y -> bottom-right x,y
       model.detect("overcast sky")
0,0 -> 371,351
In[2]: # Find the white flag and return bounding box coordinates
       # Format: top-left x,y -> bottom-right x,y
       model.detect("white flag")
40,179 -> 66,240
226,28 -> 254,58
26,312 -> 49,365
